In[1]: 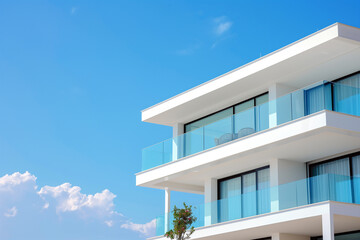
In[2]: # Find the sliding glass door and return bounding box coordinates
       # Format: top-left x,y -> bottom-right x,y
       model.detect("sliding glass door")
333,73 -> 360,116
305,72 -> 360,117
218,176 -> 242,222
310,157 -> 352,203
218,167 -> 270,223
183,93 -> 269,157
309,152 -> 360,204
305,83 -> 332,115
352,155 -> 360,204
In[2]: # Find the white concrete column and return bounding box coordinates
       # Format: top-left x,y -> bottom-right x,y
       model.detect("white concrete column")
270,158 -> 280,212
164,188 -> 171,232
322,212 -> 334,240
270,158 -> 307,212
272,233 -> 310,240
172,123 -> 184,160
173,123 -> 184,137
272,233 -> 280,240
204,178 -> 217,226
268,83 -> 297,128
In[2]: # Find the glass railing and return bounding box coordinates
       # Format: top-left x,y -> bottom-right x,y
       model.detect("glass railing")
142,81 -> 360,171
155,174 -> 360,236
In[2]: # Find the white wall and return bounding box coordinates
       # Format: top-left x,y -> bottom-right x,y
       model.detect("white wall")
270,159 -> 307,186
269,83 -> 297,128
204,178 -> 217,226
172,123 -> 184,137
270,159 -> 307,212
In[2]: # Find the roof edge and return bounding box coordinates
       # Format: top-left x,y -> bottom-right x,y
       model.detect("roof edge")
141,23 -> 345,114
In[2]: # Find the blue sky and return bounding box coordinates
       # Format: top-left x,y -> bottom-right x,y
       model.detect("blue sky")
0,0 -> 359,239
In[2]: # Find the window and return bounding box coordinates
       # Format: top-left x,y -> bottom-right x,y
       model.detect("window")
333,72 -> 360,116
305,83 -> 332,115
309,152 -> 360,204
184,108 -> 233,133
184,93 -> 269,133
304,71 -> 360,116
184,72 -> 360,135
182,93 -> 269,157
217,167 -> 270,222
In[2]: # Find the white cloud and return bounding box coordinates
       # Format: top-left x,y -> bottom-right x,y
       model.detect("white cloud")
4,206 -> 17,218
105,220 -> 114,227
0,172 -> 121,226
213,16 -> 232,36
38,183 -> 116,217
0,171 -> 36,192
121,219 -> 156,237
0,171 -> 151,239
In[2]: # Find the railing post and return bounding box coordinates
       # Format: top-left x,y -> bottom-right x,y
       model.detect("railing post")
172,137 -> 178,161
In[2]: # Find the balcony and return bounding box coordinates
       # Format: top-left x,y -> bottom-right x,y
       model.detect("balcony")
142,79 -> 360,172
154,174 -> 360,237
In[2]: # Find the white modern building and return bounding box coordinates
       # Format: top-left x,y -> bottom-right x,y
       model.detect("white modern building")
136,23 -> 360,240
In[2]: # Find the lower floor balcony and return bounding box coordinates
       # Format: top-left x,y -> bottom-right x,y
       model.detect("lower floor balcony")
152,174 -> 360,240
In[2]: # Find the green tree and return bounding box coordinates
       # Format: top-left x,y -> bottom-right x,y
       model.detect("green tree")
164,203 -> 197,240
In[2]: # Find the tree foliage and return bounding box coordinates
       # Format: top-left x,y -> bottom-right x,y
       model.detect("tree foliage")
164,203 -> 197,240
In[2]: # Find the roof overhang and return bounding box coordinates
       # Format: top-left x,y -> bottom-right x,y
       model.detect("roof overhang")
142,23 -> 360,126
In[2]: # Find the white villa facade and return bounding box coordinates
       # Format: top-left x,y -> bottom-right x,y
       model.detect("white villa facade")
136,23 -> 360,240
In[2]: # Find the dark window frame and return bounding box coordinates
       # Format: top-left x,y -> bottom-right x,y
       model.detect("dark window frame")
185,70 -> 360,133
217,166 -> 270,200
308,150 -> 360,204
184,92 -> 269,133
217,165 -> 270,221
330,70 -> 360,84
328,70 -> 360,113
185,70 -> 360,134
310,229 -> 360,240
308,150 -> 360,177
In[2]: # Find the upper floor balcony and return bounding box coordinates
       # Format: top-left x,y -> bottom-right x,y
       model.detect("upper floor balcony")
141,77 -> 360,172
137,23 -> 360,193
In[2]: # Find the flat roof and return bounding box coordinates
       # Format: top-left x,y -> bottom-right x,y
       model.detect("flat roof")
142,23 -> 360,126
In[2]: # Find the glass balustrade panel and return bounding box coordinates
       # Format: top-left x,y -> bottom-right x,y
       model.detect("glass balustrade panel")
142,80 -> 360,171
155,174 -> 359,237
